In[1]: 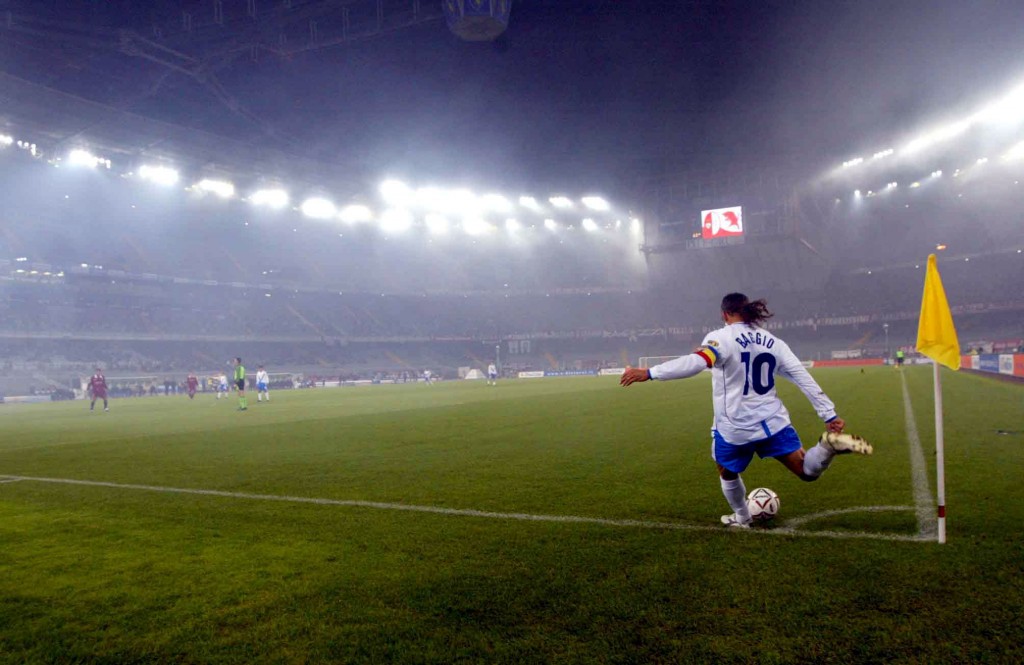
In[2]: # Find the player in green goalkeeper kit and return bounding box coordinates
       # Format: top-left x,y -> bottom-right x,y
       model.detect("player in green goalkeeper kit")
233,357 -> 248,411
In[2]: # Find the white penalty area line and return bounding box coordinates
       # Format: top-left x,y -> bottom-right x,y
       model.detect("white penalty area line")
0,474 -> 928,543
900,371 -> 938,539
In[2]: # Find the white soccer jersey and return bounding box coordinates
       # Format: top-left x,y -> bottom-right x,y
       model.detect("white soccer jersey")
218,374 -> 228,386
649,322 -> 836,444
488,364 -> 497,375
256,370 -> 269,384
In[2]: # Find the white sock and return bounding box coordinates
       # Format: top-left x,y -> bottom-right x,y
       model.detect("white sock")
720,477 -> 751,522
803,443 -> 835,478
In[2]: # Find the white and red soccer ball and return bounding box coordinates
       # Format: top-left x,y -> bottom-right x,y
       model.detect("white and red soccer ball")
747,487 -> 780,522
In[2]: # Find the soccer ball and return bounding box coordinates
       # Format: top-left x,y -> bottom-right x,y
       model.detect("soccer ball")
747,487 -> 780,522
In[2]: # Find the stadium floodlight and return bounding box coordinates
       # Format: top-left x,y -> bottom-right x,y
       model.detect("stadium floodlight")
543,218 -> 558,231
581,196 -> 610,211
976,157 -> 989,165
480,193 -> 512,213
931,170 -> 943,177
251,188 -> 290,208
68,149 -> 110,169
379,179 -> 414,206
841,157 -> 864,168
549,196 -> 573,208
15,257 -> 27,262
17,140 -> 37,156
379,208 -> 413,234
854,189 -> 862,198
505,218 -> 522,233
195,179 -> 235,198
339,204 -> 373,223
910,182 -> 921,188
0,134 -> 13,146
581,218 -> 599,232
872,148 -> 894,160
518,195 -> 541,211
138,164 -> 180,187
300,197 -> 336,219
425,213 -> 449,235
462,217 -> 493,236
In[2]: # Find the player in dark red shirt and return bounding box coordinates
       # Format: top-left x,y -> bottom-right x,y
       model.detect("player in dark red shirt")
186,372 -> 199,400
88,368 -> 109,412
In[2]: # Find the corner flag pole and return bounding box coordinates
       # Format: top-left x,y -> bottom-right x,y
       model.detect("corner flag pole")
915,253 -> 959,545
933,360 -> 947,544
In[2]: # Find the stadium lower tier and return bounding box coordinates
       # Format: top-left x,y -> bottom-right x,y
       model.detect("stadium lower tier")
0,308 -> 1019,396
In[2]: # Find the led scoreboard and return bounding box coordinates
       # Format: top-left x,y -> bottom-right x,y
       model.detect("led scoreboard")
701,206 -> 744,239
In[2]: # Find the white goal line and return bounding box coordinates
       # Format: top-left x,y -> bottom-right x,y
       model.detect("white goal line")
0,474 -> 928,543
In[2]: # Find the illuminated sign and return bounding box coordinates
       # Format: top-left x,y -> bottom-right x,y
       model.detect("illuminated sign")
701,206 -> 743,239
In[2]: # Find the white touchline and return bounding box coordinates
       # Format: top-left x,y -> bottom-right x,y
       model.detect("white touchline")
0,474 -> 929,543
900,372 -> 938,538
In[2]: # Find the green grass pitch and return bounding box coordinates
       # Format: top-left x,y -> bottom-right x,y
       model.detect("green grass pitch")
1,367 -> 1022,663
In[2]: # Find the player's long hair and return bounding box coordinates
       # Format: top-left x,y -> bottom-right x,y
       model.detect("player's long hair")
721,292 -> 773,326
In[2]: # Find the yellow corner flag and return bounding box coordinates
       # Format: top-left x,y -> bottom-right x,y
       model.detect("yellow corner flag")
916,254 -> 961,370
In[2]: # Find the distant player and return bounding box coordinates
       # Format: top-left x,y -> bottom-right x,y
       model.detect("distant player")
87,367 -> 109,412
423,369 -> 433,385
217,372 -> 229,399
620,293 -> 872,528
487,363 -> 498,386
233,357 -> 248,411
895,349 -> 905,368
186,372 -> 199,400
255,365 -> 270,402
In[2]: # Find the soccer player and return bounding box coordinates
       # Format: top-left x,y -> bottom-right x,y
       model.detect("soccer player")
233,357 -> 248,411
216,372 -> 229,400
423,369 -> 432,385
87,367 -> 109,412
186,372 -> 199,399
487,363 -> 498,386
255,365 -> 270,402
620,293 -> 872,528
895,349 -> 905,368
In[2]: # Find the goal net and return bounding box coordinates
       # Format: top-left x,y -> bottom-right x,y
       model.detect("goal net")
637,356 -> 680,369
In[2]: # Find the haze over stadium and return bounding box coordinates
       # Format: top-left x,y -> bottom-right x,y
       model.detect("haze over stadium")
0,1 -> 1022,662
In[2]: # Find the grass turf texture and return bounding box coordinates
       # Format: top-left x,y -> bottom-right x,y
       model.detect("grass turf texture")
0,367 -> 1021,663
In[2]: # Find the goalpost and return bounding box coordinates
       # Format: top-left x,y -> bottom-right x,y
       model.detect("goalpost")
637,356 -> 680,369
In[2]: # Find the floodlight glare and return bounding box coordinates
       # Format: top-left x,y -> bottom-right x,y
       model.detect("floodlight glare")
300,197 -> 336,219
0,134 -> 13,146
1004,141 -> 1024,161
549,196 -> 573,209
68,149 -> 110,169
505,218 -> 522,233
480,193 -> 512,213
138,164 -> 180,186
630,218 -> 642,234
339,204 -> 373,223
581,218 -> 599,232
195,179 -> 235,198
544,218 -> 558,231
251,189 -> 289,208
903,120 -> 971,154
425,213 -> 449,235
448,189 -> 481,217
518,196 -> 541,211
379,208 -> 413,234
414,187 -> 447,211
581,196 -> 610,211
379,179 -> 414,206
462,217 -> 492,236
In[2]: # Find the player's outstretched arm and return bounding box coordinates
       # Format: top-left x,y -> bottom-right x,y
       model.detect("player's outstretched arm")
621,352 -> 711,387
